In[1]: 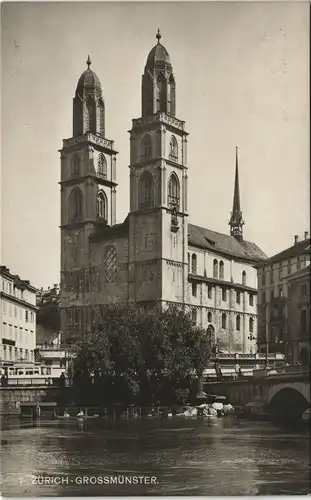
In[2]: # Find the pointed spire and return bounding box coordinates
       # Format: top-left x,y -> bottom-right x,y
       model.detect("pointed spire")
229,146 -> 244,241
233,146 -> 241,213
86,55 -> 91,69
156,28 -> 162,44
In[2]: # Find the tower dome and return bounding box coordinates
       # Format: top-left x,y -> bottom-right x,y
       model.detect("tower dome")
76,55 -> 102,96
145,29 -> 171,70
142,30 -> 176,117
73,56 -> 105,137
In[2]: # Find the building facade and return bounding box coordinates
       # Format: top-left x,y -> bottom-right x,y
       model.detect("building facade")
60,32 -> 266,353
285,264 -> 310,366
257,233 -> 310,356
0,266 -> 37,366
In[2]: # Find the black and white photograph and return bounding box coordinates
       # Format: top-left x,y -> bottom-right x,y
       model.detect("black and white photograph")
0,0 -> 310,496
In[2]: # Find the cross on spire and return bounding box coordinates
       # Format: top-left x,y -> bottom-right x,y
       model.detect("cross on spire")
86,55 -> 91,69
156,28 -> 162,43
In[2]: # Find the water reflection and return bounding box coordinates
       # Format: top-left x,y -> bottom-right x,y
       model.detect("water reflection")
1,417 -> 309,496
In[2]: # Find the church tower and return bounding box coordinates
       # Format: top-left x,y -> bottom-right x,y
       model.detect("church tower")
59,56 -> 118,339
229,146 -> 244,241
128,31 -> 189,305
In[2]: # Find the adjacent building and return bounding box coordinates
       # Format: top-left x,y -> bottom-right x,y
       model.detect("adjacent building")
257,233 -> 310,357
0,266 -> 37,367
60,32 -> 267,353
285,264 -> 310,366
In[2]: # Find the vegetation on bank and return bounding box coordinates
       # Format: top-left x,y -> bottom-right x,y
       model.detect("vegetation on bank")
71,304 -> 213,407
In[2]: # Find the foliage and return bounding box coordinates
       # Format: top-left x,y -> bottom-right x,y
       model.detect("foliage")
72,303 -> 212,406
36,301 -> 60,331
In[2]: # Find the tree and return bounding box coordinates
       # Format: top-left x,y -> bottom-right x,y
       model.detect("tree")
72,303 -> 212,406
36,301 -> 60,331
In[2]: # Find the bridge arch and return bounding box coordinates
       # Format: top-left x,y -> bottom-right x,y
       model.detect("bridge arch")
268,386 -> 309,422
268,382 -> 310,405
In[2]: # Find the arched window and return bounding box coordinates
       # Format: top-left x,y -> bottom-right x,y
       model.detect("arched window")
242,270 -> 247,285
97,190 -> 107,220
141,134 -> 152,158
168,173 -> 180,209
249,317 -> 254,333
191,254 -> 197,274
236,315 -> 240,331
104,246 -> 117,284
156,73 -> 166,112
222,313 -> 227,329
139,172 -> 154,209
85,97 -> 96,133
71,153 -> 81,176
68,188 -> 83,223
168,75 -> 176,116
219,261 -> 224,280
98,97 -> 105,136
207,311 -> 213,323
98,153 -> 107,178
213,259 -> 218,279
169,135 -> 178,160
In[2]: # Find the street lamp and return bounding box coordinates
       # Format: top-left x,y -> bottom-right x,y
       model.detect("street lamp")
265,326 -> 269,370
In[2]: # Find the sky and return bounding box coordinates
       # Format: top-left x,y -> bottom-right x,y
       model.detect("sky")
1,1 -> 309,289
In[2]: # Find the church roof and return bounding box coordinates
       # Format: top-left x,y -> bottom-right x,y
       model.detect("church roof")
188,223 -> 267,263
259,238 -> 310,267
285,263 -> 310,282
89,216 -> 129,242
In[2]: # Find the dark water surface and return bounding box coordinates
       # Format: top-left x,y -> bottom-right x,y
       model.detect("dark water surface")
1,416 -> 310,496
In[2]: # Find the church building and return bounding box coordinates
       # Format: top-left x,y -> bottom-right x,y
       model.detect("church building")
59,31 -> 267,353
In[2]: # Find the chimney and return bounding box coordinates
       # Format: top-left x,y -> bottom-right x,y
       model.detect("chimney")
304,231 -> 309,240
294,235 -> 299,244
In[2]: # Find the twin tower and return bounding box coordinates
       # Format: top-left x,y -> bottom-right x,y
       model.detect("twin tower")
59,31 -> 196,336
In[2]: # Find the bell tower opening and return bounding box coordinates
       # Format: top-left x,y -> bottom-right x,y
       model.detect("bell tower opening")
142,29 -> 176,117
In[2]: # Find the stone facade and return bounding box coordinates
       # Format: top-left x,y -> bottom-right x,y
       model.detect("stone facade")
285,264 -> 310,366
0,266 -> 37,365
60,34 -> 267,352
257,233 -> 310,356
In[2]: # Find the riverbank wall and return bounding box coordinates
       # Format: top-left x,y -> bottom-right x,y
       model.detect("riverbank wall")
0,386 -> 68,416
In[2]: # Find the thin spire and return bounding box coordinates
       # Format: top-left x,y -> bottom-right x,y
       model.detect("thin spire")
229,146 -> 244,241
86,55 -> 91,69
233,146 -> 241,213
156,28 -> 162,44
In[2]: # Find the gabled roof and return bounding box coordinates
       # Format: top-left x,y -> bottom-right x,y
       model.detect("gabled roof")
285,264 -> 310,282
89,216 -> 129,242
188,223 -> 267,263
258,238 -> 310,267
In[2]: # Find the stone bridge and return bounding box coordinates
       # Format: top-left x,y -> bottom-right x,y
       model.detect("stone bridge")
203,369 -> 310,421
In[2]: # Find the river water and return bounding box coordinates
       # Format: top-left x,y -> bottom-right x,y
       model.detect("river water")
1,416 -> 310,496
